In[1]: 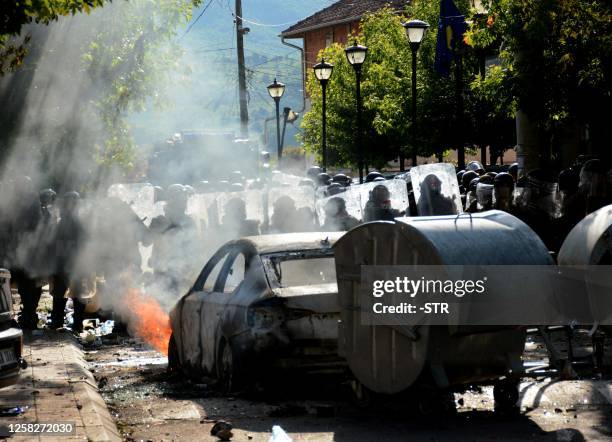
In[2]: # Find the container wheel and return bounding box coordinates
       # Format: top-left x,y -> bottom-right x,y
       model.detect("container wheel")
416,390 -> 457,416
494,377 -> 520,415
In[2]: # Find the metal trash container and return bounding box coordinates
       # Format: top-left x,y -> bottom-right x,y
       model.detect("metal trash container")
558,204 -> 612,265
333,211 -> 553,394
558,205 -> 612,337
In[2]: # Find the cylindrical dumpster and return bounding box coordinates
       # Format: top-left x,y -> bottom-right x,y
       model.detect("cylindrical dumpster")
333,210 -> 553,394
558,204 -> 612,265
558,205 -> 612,335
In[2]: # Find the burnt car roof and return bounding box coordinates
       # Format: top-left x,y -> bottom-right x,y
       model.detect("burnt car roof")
236,232 -> 344,255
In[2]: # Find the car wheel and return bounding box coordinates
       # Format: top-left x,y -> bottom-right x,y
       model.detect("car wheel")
217,339 -> 242,394
167,334 -> 180,373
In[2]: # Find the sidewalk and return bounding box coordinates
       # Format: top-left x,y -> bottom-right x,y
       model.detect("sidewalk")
0,330 -> 121,441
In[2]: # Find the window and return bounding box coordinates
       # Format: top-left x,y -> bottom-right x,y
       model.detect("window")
325,32 -> 333,48
202,253 -> 229,292
223,253 -> 246,293
267,254 -> 336,288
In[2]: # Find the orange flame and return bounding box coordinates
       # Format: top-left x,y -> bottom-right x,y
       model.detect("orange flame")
126,288 -> 171,356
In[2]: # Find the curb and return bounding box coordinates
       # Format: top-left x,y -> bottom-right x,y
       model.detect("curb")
61,334 -> 122,442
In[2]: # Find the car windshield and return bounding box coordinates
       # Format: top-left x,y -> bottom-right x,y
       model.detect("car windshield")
266,253 -> 336,288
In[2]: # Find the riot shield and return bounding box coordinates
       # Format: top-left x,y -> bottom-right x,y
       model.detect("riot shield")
267,185 -> 317,232
358,180 -> 409,220
410,163 -> 463,216
521,173 -> 560,218
476,182 -> 494,211
107,183 -> 157,224
315,185 -> 364,227
215,188 -> 266,227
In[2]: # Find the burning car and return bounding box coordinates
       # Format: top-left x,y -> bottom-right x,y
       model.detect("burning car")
168,232 -> 344,391
0,269 -> 25,388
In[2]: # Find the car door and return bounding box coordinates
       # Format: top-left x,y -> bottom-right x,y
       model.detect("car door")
199,247 -> 246,373
180,247 -> 230,373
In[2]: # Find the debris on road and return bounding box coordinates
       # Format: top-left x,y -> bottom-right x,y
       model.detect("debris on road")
211,420 -> 234,441
269,425 -> 292,442
0,406 -> 28,416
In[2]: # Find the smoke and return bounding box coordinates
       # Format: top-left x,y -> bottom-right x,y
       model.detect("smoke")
0,1 -> 202,337
0,0 -> 411,352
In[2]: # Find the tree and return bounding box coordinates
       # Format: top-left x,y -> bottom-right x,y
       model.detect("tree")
1,0 -> 108,74
0,0 -> 201,188
301,2 -> 512,170
467,0 -> 612,166
301,8 -> 412,170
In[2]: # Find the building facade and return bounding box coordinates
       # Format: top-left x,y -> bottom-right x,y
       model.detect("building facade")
281,0 -> 409,73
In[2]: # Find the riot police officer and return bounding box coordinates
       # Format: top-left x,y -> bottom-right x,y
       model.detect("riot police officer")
221,197 -> 260,239
269,196 -> 298,233
11,176 -> 43,329
363,185 -> 403,222
51,191 -> 86,332
322,197 -> 359,231
39,189 -> 57,222
493,172 -> 516,213
148,184 -> 199,293
416,174 -> 457,216
465,177 -> 480,213
475,175 -> 495,212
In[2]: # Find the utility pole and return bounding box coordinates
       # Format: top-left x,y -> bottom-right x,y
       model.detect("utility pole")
235,0 -> 249,138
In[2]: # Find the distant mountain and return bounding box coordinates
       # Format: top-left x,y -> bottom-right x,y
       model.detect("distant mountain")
130,0 -> 334,149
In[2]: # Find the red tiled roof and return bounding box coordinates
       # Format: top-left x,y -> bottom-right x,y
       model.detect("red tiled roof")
281,0 -> 410,37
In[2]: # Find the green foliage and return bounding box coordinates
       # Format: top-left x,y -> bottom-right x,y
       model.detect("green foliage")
301,2 -> 512,170
467,0 -> 612,153
0,0 -> 200,184
84,0 -> 198,171
301,9 -> 414,169
1,0 -> 108,73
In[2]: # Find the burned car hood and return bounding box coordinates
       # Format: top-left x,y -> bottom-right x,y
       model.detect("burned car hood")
271,283 -> 338,313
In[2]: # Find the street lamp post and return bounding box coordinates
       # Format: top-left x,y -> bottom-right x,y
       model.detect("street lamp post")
345,41 -> 368,183
313,58 -> 334,172
403,19 -> 430,167
267,78 -> 286,167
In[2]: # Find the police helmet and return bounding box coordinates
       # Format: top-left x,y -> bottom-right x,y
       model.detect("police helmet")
39,188 -> 57,205
462,170 -> 479,189
307,166 -> 322,179
317,173 -> 332,186
332,174 -> 351,187
365,171 -> 383,183
494,172 -> 514,189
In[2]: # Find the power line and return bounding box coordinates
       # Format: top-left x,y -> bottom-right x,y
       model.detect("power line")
192,47 -> 236,53
216,0 -> 297,27
181,0 -> 215,38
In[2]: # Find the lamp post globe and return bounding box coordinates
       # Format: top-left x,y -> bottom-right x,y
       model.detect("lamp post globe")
313,58 -> 334,82
344,41 -> 368,70
403,19 -> 430,47
267,78 -> 285,99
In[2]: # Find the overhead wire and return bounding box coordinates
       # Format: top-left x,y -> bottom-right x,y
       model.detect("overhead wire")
181,0 -> 215,39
